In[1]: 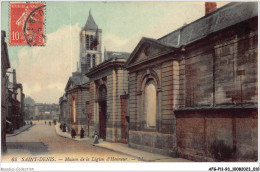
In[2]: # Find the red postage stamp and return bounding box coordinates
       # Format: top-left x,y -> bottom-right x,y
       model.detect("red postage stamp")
9,2 -> 46,46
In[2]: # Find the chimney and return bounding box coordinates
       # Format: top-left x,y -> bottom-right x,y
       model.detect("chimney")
205,2 -> 217,15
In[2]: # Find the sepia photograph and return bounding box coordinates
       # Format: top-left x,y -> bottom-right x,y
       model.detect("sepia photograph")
1,0 -> 258,171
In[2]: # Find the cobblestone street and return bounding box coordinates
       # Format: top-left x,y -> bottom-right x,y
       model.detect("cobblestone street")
2,121 -> 139,162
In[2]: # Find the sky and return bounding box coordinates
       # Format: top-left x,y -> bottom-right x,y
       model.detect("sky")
1,1 -> 230,104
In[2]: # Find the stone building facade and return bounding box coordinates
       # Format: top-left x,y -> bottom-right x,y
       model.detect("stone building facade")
86,51 -> 130,142
125,2 -> 258,161
65,72 -> 89,135
5,70 -> 25,130
125,37 -> 179,156
60,10 -> 131,142
1,30 -> 10,153
59,94 -> 67,124
62,10 -> 102,135
33,103 -> 59,120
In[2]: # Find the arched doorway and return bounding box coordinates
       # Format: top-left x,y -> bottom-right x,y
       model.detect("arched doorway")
98,85 -> 107,139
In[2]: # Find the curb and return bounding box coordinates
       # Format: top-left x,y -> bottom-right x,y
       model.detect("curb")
92,144 -> 142,161
6,124 -> 34,137
92,144 -> 187,162
54,125 -> 75,140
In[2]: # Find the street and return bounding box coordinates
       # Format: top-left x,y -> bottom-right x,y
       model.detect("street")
1,121 -> 139,162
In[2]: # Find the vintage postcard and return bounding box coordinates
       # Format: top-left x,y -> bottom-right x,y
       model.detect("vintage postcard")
1,1 -> 259,171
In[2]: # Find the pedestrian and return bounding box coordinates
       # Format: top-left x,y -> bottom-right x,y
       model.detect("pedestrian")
71,128 -> 76,138
80,128 -> 84,138
60,123 -> 62,130
93,130 -> 99,144
62,123 -> 66,132
49,121 -> 51,126
45,121 -> 46,125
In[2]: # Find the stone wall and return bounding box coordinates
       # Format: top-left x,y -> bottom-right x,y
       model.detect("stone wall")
105,72 -> 114,141
66,88 -> 88,135
183,18 -> 258,107
88,67 -> 129,142
129,130 -> 174,156
128,59 -> 177,156
120,95 -> 128,143
214,27 -> 257,105
106,69 -> 129,142
176,109 -> 257,161
60,101 -> 67,123
176,18 -> 258,161
86,82 -> 95,136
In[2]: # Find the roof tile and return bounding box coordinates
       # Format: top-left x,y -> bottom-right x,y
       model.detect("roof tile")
159,2 -> 258,47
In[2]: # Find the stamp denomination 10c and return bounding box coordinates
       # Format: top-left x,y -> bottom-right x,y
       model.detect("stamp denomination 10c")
10,2 -> 46,46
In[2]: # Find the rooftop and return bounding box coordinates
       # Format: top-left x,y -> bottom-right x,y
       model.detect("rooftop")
105,51 -> 131,60
65,72 -> 89,91
158,2 -> 258,47
59,94 -> 67,104
83,10 -> 98,30
71,72 -> 89,86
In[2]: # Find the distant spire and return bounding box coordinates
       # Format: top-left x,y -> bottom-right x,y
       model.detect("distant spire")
83,9 -> 98,30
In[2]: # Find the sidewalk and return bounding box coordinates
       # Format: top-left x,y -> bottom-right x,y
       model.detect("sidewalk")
94,142 -> 191,162
54,123 -> 190,162
6,124 -> 34,137
55,123 -> 93,142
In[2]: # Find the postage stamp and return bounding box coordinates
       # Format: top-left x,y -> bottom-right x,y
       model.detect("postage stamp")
1,1 -> 258,171
9,2 -> 45,46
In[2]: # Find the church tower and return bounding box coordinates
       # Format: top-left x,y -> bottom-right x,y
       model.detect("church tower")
80,10 -> 102,74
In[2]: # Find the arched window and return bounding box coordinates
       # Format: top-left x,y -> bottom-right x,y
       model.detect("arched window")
144,80 -> 156,128
87,54 -> 91,68
90,35 -> 94,50
86,35 -> 90,50
92,54 -> 96,67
